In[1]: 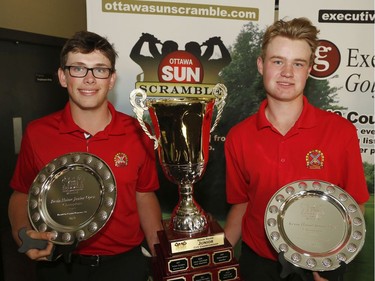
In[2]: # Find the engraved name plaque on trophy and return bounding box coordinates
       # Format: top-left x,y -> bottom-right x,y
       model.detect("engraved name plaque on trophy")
130,84 -> 242,281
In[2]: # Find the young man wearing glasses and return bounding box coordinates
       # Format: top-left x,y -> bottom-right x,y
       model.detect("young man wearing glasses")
8,31 -> 162,281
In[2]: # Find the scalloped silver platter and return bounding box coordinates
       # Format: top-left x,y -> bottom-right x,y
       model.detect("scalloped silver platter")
265,180 -> 365,271
28,152 -> 117,245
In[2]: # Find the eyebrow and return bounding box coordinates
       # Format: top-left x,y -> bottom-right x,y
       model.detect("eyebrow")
270,56 -> 308,63
68,62 -> 111,67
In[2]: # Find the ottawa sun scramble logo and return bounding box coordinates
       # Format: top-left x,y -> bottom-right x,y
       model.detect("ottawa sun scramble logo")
158,50 -> 203,83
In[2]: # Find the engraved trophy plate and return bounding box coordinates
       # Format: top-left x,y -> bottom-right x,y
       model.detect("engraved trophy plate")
159,218 -> 225,255
28,152 -> 117,245
265,180 -> 366,271
155,237 -> 234,276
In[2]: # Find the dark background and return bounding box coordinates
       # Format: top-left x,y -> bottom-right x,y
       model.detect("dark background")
0,28 -> 68,281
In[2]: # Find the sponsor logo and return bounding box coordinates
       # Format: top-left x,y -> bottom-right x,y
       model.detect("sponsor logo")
158,50 -> 203,83
311,40 -> 341,79
318,10 -> 375,24
130,34 -> 231,98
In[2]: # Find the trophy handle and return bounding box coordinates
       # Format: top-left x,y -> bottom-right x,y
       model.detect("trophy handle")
129,88 -> 159,149
210,83 -> 227,133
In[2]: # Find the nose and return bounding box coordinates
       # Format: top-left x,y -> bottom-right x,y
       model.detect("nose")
281,64 -> 293,78
83,69 -> 96,83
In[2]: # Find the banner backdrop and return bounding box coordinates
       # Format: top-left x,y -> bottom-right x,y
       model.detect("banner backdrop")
279,0 -> 374,165
87,0 -> 275,217
87,1 -> 274,111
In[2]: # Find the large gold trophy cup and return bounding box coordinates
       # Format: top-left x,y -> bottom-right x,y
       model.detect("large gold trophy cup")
130,84 -> 242,281
131,84 -> 225,233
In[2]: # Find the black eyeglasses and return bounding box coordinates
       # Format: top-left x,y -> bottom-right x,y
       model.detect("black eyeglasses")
64,65 -> 113,79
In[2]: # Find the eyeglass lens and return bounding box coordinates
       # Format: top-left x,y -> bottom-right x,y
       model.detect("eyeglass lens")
66,66 -> 111,79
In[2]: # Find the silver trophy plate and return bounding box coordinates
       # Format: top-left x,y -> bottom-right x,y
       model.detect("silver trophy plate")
265,180 -> 366,271
28,152 -> 116,245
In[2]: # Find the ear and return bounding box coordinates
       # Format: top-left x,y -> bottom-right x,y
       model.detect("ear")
257,57 -> 264,75
108,72 -> 117,90
58,68 -> 68,88
307,65 -> 312,77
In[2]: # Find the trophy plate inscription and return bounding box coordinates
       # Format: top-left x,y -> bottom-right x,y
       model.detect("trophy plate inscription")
265,180 -> 366,271
28,152 -> 117,245
153,217 -> 241,280
156,237 -> 233,275
159,218 -> 225,254
153,248 -> 240,281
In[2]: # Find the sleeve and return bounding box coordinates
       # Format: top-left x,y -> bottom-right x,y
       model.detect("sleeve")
136,127 -> 160,193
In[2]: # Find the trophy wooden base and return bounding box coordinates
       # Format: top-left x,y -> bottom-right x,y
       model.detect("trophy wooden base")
153,216 -> 242,281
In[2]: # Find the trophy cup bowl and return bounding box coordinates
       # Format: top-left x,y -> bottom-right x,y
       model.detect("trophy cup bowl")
130,84 -> 226,234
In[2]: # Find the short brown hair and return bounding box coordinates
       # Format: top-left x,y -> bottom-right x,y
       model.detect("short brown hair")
60,31 -> 118,70
260,17 -> 320,65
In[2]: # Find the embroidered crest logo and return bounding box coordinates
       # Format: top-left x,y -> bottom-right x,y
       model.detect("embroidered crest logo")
114,152 -> 128,167
306,150 -> 324,169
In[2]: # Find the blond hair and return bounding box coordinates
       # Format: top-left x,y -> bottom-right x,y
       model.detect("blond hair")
260,17 -> 320,65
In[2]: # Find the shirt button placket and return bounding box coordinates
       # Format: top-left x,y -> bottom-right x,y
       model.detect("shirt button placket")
279,140 -> 286,166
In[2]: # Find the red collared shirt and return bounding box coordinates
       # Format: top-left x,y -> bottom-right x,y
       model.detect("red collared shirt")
10,102 -> 159,255
225,96 -> 369,260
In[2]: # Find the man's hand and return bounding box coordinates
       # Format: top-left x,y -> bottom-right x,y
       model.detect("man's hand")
19,228 -> 55,261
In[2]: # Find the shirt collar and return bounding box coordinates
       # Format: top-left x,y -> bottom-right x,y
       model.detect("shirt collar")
257,95 -> 318,131
59,102 -> 127,136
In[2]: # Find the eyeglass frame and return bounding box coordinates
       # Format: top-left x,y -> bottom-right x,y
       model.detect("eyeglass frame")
63,65 -> 114,79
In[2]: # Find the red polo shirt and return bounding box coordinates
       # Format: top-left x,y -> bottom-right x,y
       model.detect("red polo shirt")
10,102 -> 159,255
225,96 -> 369,261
